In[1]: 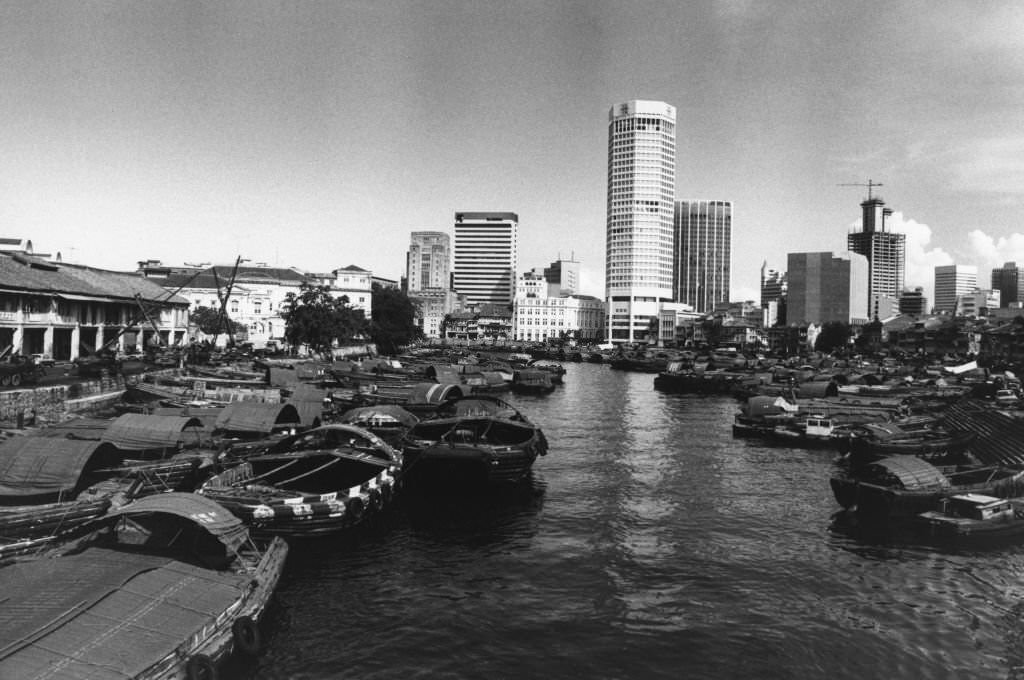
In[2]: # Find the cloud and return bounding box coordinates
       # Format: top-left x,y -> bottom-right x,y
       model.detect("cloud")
885,212 -> 953,304
966,230 -> 1024,275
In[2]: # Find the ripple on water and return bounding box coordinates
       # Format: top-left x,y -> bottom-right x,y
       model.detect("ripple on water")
251,365 -> 1024,680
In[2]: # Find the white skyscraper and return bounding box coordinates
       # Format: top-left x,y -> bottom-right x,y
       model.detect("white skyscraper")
605,100 -> 677,343
452,212 -> 518,305
934,264 -> 977,314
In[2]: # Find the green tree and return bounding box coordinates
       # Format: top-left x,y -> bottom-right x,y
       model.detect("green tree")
369,284 -> 422,354
189,306 -> 246,338
701,316 -> 724,348
815,321 -> 851,353
283,284 -> 368,354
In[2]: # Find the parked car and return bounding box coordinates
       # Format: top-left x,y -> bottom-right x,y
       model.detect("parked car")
30,353 -> 56,367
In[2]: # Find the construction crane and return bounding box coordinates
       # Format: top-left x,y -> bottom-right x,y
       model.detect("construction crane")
838,179 -> 883,200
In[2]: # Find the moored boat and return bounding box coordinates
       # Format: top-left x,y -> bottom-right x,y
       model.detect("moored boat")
0,492 -> 288,679
510,368 -> 555,394
829,454 -> 1024,521
200,424 -> 402,537
400,407 -> 548,487
917,493 -> 1024,541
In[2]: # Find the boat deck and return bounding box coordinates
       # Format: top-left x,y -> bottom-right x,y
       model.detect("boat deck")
0,548 -> 249,679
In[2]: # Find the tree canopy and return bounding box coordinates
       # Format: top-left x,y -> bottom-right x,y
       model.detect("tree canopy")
189,306 -> 246,339
369,284 -> 422,354
814,321 -> 852,353
283,284 -> 368,354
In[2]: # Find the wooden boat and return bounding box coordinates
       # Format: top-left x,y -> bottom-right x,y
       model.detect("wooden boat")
528,359 -> 566,384
770,415 -> 844,448
337,404 -> 419,447
0,436 -> 193,542
199,424 -> 402,537
838,422 -> 976,464
400,407 -> 548,486
0,493 -> 288,679
917,493 -> 1024,540
829,455 -> 1024,521
510,369 -> 555,395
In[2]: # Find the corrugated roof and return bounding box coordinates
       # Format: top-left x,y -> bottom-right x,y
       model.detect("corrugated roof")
0,254 -> 188,305
940,400 -> 1024,467
101,414 -> 206,451
214,402 -> 301,433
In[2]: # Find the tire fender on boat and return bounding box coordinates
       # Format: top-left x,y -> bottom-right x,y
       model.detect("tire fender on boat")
232,615 -> 262,656
367,487 -> 383,512
186,654 -> 219,680
346,497 -> 365,520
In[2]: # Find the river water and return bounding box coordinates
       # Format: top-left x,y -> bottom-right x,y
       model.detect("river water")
232,363 -> 1024,680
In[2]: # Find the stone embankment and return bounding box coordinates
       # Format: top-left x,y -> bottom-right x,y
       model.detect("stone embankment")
0,375 -> 131,428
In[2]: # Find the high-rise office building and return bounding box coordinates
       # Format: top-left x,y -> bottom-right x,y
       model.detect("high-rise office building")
933,264 -> 977,314
406,231 -> 451,293
674,200 -> 732,312
847,194 -> 905,319
899,287 -> 928,316
452,212 -> 518,305
760,262 -> 787,307
605,100 -> 676,343
991,262 -> 1024,308
760,261 -> 788,327
786,251 -> 869,325
543,257 -> 581,297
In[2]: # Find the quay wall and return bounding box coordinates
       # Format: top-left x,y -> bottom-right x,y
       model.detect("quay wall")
0,375 -> 131,427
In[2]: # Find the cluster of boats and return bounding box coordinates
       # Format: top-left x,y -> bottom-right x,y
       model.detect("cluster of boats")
701,356 -> 1024,544
0,351 -> 556,678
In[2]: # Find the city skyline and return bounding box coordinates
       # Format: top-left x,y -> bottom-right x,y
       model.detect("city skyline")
3,2 -> 1023,305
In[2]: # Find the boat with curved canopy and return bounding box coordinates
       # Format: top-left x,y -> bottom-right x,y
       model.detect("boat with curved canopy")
0,492 -> 288,679
830,454 -> 1024,521
200,424 -> 402,537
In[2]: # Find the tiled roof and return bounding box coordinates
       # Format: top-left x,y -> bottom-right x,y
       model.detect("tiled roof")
0,253 -> 188,305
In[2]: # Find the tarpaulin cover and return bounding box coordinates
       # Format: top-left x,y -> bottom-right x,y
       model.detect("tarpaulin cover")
32,418 -> 111,440
340,405 -> 419,427
106,492 -> 249,552
0,437 -> 106,499
868,455 -> 950,491
268,366 -> 299,387
101,414 -> 205,451
0,548 -> 247,679
215,402 -> 301,433
425,365 -> 462,385
289,383 -> 329,403
407,383 -> 463,405
292,401 -> 324,429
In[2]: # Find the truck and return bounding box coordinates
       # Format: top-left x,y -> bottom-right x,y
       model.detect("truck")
0,353 -> 46,387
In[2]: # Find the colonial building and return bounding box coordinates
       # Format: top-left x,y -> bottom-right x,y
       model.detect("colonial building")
512,269 -> 604,343
142,261 -> 308,347
2,250 -> 189,360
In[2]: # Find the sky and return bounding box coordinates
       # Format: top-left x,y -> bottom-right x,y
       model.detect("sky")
2,1 -> 1023,306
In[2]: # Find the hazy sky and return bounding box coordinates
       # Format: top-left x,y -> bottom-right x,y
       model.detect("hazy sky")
2,1 -> 1023,303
